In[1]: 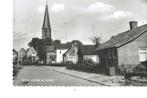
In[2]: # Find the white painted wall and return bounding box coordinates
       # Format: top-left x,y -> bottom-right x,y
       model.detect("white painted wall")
27,47 -> 37,58
56,49 -> 68,63
83,55 -> 99,63
64,46 -> 78,64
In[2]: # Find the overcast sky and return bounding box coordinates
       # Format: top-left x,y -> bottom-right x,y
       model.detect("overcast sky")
13,0 -> 147,51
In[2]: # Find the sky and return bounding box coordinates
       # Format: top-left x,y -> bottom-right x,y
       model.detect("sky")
13,0 -> 147,51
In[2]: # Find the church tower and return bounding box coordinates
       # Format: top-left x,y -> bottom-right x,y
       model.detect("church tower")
42,5 -> 51,39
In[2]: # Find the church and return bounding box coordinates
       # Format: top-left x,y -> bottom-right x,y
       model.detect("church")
42,4 -> 51,40
41,4 -> 72,64
41,4 -> 55,64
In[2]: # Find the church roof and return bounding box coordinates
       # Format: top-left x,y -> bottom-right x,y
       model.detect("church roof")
42,5 -> 51,29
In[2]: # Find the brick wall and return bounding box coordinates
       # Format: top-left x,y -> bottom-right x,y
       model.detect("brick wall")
117,31 -> 147,66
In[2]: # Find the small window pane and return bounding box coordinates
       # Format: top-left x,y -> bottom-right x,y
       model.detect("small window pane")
139,48 -> 147,62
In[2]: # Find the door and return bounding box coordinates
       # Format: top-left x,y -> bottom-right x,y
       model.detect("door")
107,49 -> 116,76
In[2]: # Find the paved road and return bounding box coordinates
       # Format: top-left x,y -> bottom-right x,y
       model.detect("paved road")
13,66 -> 101,86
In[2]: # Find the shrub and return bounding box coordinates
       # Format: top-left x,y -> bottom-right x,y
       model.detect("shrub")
66,61 -> 73,64
83,59 -> 94,65
118,64 -> 136,75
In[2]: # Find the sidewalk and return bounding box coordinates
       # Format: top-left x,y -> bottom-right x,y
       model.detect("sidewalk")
52,67 -> 125,86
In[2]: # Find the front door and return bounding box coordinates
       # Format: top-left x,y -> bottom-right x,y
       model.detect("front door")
109,66 -> 116,76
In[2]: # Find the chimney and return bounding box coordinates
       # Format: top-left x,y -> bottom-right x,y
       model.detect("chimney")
129,21 -> 138,30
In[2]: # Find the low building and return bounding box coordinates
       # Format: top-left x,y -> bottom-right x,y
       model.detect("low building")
55,44 -> 72,63
64,45 -> 99,64
78,45 -> 99,63
96,21 -> 147,76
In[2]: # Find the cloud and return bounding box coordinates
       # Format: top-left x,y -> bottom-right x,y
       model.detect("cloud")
98,10 -> 133,21
51,3 -> 64,13
113,11 -> 128,19
38,6 -> 45,13
88,2 -> 115,14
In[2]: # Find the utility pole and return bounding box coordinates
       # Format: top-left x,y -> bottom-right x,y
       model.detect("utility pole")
92,24 -> 95,36
64,22 -> 67,42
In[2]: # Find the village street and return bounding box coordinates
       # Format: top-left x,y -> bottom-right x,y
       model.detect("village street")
13,66 -> 101,86
13,65 -> 147,86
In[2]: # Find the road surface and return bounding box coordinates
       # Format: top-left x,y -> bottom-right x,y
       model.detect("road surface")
13,66 -> 101,86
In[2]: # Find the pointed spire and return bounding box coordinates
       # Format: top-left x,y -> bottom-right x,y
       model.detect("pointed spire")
42,4 -> 51,29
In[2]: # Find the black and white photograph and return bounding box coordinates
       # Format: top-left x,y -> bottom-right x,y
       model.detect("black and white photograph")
13,0 -> 147,86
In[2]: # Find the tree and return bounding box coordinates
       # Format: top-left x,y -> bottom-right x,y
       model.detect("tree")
90,36 -> 102,47
42,38 -> 53,45
71,40 -> 83,45
66,40 -> 83,46
28,38 -> 40,50
53,39 -> 61,45
28,38 -> 47,63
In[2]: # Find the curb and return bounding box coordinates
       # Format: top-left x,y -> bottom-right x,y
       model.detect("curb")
53,69 -> 115,86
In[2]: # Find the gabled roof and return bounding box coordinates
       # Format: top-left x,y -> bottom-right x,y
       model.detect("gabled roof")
55,44 -> 72,49
27,47 -> 37,54
78,45 -> 96,55
64,45 -> 96,56
96,24 -> 147,50
19,48 -> 26,53
42,5 -> 51,29
46,45 -> 55,52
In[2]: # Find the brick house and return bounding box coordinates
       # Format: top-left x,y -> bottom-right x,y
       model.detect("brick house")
96,21 -> 147,76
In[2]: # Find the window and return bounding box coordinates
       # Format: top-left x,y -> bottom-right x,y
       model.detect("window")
139,48 -> 147,62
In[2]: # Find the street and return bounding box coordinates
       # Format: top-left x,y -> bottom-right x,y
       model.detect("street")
13,66 -> 101,86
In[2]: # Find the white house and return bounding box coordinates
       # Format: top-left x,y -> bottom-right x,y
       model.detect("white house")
27,47 -> 38,62
63,45 -> 99,64
55,44 -> 72,63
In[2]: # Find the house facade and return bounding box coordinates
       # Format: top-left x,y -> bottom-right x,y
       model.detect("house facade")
63,46 -> 79,64
55,44 -> 71,63
96,21 -> 147,76
46,45 -> 56,64
27,47 -> 39,62
64,45 -> 99,64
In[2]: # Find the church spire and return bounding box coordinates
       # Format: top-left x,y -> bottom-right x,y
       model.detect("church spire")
42,4 -> 51,39
42,5 -> 50,29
